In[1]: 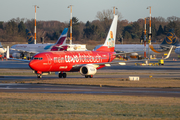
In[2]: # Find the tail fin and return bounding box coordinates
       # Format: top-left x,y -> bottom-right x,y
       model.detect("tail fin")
161,29 -> 179,46
55,28 -> 68,45
26,29 -> 34,44
95,15 -> 118,52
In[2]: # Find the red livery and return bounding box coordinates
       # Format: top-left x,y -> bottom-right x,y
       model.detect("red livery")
29,15 -> 118,78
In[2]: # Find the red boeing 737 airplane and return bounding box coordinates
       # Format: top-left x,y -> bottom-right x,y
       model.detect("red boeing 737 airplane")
28,15 -> 174,78
29,15 -> 121,78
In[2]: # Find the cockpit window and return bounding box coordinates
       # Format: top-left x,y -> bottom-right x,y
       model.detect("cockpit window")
33,57 -> 43,60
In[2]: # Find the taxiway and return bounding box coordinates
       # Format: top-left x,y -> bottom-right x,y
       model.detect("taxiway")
0,58 -> 180,97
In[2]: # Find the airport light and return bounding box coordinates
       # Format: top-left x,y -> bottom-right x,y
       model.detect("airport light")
34,5 -> 39,44
144,18 -> 147,58
113,6 -> 117,15
147,6 -> 152,59
147,6 -> 151,45
68,5 -> 73,45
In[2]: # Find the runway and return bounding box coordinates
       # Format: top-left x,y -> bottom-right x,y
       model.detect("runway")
0,83 -> 179,97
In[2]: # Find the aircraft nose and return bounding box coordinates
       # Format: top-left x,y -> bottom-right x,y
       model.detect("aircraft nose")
29,60 -> 39,70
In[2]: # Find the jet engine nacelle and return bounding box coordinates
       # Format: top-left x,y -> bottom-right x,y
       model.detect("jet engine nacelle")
80,65 -> 97,76
12,53 -> 21,58
175,48 -> 180,54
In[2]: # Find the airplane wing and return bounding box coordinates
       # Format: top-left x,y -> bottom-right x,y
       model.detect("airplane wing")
8,58 -> 30,62
147,45 -> 173,60
113,51 -> 144,56
114,45 -> 174,58
72,46 -> 174,69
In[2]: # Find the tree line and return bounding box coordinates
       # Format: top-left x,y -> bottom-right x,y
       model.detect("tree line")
0,9 -> 180,44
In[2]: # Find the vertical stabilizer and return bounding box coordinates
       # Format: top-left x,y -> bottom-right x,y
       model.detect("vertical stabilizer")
96,15 -> 118,52
55,28 -> 68,45
161,29 -> 179,46
50,28 -> 68,51
26,29 -> 35,44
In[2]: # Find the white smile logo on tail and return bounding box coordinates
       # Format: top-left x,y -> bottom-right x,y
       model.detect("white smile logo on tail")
107,31 -> 114,48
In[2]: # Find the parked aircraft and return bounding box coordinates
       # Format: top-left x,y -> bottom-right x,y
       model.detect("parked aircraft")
10,28 -> 68,58
10,28 -> 87,59
29,15 -> 125,78
114,29 -> 179,59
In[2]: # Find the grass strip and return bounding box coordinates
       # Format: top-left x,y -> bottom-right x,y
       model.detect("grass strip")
0,93 -> 179,120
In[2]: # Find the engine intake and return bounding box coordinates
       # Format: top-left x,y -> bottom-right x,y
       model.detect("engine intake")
80,65 -> 97,76
12,53 -> 21,58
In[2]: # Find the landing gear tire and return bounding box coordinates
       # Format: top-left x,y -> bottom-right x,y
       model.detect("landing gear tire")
59,73 -> 62,78
59,72 -> 67,78
62,73 -> 67,78
37,74 -> 42,78
89,75 -> 93,78
85,75 -> 93,78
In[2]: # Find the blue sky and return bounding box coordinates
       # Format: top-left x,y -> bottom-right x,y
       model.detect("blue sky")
0,0 -> 180,23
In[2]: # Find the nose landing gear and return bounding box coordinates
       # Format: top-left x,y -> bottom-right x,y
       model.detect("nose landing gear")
37,74 -> 42,78
36,71 -> 42,78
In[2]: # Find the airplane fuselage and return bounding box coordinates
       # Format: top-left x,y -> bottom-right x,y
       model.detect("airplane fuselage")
11,43 -> 55,53
29,51 -> 116,74
115,44 -> 169,58
10,43 -> 86,57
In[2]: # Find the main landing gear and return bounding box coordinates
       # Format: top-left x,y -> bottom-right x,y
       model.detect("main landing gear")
85,75 -> 93,78
37,74 -> 42,78
59,72 -> 67,78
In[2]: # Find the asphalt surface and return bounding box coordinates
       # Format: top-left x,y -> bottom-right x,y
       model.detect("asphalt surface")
0,83 -> 179,97
0,56 -> 180,97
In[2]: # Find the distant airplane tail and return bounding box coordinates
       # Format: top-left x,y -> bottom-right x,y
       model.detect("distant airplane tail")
55,28 -> 68,45
50,28 -> 68,51
161,29 -> 179,46
26,29 -> 34,44
94,15 -> 118,52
